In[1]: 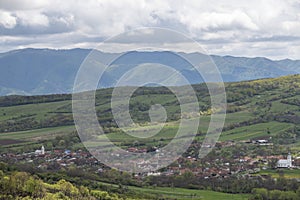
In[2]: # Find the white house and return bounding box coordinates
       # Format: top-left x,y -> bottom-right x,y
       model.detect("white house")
277,153 -> 292,168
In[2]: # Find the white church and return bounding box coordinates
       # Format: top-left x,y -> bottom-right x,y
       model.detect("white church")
35,145 -> 45,155
277,153 -> 292,168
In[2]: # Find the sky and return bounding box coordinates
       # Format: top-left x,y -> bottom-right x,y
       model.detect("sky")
1,0 -> 300,59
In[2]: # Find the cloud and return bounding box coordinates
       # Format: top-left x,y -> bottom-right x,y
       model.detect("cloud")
16,11 -> 49,27
0,0 -> 300,59
0,0 -> 50,10
0,11 -> 17,28
174,9 -> 259,33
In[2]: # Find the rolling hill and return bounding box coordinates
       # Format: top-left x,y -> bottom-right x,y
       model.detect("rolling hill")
0,74 -> 299,152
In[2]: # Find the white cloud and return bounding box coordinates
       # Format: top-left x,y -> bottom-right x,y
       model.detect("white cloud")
15,11 -> 49,27
0,0 -> 300,59
174,9 -> 258,32
0,11 -> 17,28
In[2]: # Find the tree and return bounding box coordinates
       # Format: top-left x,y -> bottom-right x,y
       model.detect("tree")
56,179 -> 79,197
24,177 -> 46,198
252,188 -> 268,200
269,190 -> 282,200
297,186 -> 300,199
268,158 -> 278,169
279,191 -> 297,200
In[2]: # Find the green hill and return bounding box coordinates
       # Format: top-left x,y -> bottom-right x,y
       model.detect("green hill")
0,74 -> 300,200
0,74 -> 299,152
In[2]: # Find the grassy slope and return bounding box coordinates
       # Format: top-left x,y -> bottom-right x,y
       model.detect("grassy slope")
0,75 -> 299,199
257,169 -> 300,179
128,186 -> 249,200
97,181 -> 249,200
220,121 -> 293,141
0,74 -> 299,148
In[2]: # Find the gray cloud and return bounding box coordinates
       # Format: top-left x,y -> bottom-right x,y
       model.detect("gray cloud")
0,0 -> 300,59
0,0 -> 50,11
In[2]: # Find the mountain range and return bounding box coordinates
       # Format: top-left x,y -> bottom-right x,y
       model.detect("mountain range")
0,48 -> 299,96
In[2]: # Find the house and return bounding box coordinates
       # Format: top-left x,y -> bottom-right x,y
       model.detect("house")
277,153 -> 292,168
251,139 -> 273,146
257,140 -> 268,144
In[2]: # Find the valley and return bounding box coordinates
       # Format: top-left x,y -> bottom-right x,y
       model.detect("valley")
0,74 -> 300,199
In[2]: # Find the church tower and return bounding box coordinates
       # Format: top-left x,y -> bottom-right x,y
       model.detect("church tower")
287,152 -> 292,167
41,145 -> 45,155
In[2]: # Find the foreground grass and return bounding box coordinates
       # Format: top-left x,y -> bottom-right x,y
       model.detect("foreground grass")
128,185 -> 250,200
98,181 -> 249,200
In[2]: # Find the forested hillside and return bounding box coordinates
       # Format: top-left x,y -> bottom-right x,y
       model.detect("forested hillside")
0,74 -> 299,145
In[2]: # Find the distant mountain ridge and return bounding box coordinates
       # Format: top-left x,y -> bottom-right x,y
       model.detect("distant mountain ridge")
0,48 -> 299,96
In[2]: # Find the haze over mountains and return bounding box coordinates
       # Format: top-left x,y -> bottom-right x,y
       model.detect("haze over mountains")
0,48 -> 299,96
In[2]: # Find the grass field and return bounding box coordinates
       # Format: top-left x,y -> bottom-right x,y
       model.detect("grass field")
0,100 -> 70,121
127,186 -> 250,200
0,75 -> 299,152
257,169 -> 300,179
289,141 -> 300,151
270,100 -> 299,113
219,121 -> 293,141
130,187 -> 248,200
0,125 -> 75,150
0,125 -> 74,140
0,116 -> 294,150
97,181 -> 250,200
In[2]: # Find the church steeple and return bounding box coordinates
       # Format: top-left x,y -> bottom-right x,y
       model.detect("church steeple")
41,145 -> 45,155
288,152 -> 291,160
287,152 -> 292,167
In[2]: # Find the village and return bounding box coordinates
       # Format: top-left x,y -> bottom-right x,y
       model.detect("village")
1,138 -> 299,180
